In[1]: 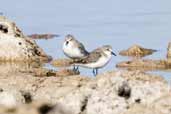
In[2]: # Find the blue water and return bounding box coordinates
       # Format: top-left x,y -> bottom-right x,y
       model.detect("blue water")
0,0 -> 171,80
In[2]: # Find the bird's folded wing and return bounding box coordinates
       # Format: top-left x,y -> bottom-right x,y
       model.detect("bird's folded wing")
78,42 -> 89,55
74,51 -> 101,64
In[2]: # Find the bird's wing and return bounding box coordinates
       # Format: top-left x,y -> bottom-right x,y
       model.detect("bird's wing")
74,49 -> 101,64
77,42 -> 89,55
85,51 -> 101,63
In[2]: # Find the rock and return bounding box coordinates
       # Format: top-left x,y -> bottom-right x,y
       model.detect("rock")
0,70 -> 170,114
152,94 -> 171,114
56,71 -> 169,114
111,70 -> 166,83
0,61 -> 41,75
123,94 -> 171,114
119,45 -> 157,57
0,16 -> 51,62
0,62 -> 78,78
28,34 -> 59,40
117,81 -> 131,99
51,59 -> 73,67
0,70 -> 90,104
33,68 -> 79,77
0,16 -> 24,37
47,104 -> 73,114
0,88 -> 25,107
20,91 -> 33,104
55,69 -> 80,76
167,42 -> 171,59
0,101 -> 72,114
33,75 -> 90,104
33,68 -> 57,77
123,104 -> 162,114
116,59 -> 171,71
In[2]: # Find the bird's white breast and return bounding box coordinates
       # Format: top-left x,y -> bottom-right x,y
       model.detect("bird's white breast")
63,43 -> 84,58
78,55 -> 112,69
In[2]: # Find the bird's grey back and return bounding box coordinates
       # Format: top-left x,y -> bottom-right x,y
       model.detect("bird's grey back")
74,45 -> 112,63
74,38 -> 89,56
74,47 -> 102,64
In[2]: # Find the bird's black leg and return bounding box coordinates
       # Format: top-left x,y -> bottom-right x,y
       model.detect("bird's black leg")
93,68 -> 98,76
73,64 -> 76,71
75,66 -> 79,72
96,68 -> 98,75
93,69 -> 96,76
76,66 -> 79,71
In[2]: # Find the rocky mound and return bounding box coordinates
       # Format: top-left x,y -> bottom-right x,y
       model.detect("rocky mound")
116,59 -> 171,71
119,45 -> 157,57
0,16 -> 51,62
0,70 -> 170,114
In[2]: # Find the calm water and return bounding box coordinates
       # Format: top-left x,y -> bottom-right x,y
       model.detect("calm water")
1,0 -> 171,81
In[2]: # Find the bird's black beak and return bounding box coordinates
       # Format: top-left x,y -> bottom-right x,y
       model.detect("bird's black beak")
111,51 -> 116,56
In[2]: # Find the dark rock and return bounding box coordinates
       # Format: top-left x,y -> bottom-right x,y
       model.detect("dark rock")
118,82 -> 131,99
38,104 -> 54,114
20,91 -> 32,104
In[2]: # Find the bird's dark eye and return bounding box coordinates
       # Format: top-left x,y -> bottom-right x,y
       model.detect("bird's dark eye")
66,41 -> 69,45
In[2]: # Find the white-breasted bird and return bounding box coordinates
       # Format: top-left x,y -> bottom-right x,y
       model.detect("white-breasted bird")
74,45 -> 116,76
63,34 -> 89,71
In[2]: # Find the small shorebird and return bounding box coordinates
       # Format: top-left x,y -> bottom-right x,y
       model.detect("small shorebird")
74,45 -> 116,76
63,34 -> 89,71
